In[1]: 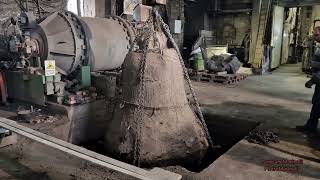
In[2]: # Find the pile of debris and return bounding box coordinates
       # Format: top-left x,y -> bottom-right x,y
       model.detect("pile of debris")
64,87 -> 105,105
17,106 -> 61,124
189,51 -> 249,85
206,54 -> 242,74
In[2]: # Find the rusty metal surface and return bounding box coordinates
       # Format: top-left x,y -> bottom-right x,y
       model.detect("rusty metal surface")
81,16 -> 134,72
31,11 -> 134,75
33,11 -> 86,75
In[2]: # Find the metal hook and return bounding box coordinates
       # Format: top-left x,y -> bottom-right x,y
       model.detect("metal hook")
120,102 -> 125,109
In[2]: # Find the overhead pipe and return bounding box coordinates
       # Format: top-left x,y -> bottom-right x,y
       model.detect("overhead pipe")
217,9 -> 252,14
213,0 -> 252,14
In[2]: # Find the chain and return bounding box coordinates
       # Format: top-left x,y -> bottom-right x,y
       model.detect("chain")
153,9 -> 214,149
131,14 -> 155,166
129,16 -> 154,52
130,10 -> 215,165
245,130 -> 279,145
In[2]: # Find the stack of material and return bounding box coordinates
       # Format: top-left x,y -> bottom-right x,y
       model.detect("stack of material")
245,130 -> 280,145
206,54 -> 242,74
64,87 -> 102,105
105,14 -> 209,167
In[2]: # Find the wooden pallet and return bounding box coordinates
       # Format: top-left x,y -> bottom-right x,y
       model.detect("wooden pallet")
192,72 -> 249,85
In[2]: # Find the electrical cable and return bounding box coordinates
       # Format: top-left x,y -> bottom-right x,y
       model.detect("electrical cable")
14,0 -> 27,11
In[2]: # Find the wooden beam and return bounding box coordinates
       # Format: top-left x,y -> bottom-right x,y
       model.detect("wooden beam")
0,118 -> 181,180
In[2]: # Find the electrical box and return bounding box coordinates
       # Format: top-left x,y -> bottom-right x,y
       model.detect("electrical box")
174,20 -> 182,34
79,66 -> 91,88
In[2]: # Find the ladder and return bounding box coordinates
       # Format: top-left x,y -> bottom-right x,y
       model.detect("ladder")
253,0 -> 272,68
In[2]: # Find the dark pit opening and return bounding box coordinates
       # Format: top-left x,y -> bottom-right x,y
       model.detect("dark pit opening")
187,113 -> 260,172
81,112 -> 260,172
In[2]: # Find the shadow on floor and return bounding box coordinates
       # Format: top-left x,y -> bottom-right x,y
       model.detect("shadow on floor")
228,143 -> 320,179
0,152 -> 51,180
193,113 -> 260,172
243,85 -> 312,104
202,101 -> 310,128
202,101 -> 320,149
202,102 -> 320,179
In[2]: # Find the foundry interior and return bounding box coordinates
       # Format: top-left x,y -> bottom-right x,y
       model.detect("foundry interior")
0,0 -> 319,180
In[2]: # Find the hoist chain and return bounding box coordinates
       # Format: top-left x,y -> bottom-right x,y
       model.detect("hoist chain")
130,14 -> 156,166
153,9 -> 214,148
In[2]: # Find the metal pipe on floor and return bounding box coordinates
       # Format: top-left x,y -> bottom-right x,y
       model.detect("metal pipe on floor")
0,118 -> 182,180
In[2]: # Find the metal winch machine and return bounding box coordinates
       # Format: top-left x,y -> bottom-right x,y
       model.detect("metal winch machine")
0,11 -> 135,145
2,11 -> 135,105
0,11 -> 183,180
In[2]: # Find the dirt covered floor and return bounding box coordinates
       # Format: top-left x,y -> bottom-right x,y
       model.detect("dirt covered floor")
0,64 -> 319,179
0,104 -> 136,180
165,64 -> 320,180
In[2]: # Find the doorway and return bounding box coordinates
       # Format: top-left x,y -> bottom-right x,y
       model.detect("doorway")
269,5 -> 320,73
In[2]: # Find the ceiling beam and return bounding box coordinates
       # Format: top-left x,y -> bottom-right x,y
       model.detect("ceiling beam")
275,0 -> 320,7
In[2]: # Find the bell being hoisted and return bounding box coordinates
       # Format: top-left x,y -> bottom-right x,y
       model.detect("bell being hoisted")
105,12 -> 210,167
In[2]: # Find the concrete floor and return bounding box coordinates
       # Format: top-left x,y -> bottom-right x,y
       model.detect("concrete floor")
169,63 -> 320,180
0,63 -> 320,180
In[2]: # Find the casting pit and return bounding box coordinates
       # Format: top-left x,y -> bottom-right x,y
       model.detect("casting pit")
81,112 -> 260,173
190,112 -> 260,172
0,101 -> 260,175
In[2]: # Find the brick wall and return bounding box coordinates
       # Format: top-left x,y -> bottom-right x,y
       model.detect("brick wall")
215,14 -> 251,46
215,0 -> 252,46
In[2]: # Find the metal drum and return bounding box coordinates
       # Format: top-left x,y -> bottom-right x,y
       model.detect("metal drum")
31,11 -> 135,75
